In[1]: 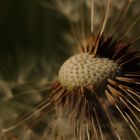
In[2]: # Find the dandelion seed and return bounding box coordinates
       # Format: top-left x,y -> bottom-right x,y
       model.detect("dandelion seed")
2,0 -> 140,140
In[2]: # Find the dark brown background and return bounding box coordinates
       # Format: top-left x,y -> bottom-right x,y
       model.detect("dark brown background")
0,0 -> 70,81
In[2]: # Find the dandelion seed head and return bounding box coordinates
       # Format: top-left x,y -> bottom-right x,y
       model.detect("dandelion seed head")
2,0 -> 140,139
58,53 -> 120,89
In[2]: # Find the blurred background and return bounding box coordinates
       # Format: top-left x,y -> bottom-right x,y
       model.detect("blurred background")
0,0 -> 71,83
0,1 -> 72,139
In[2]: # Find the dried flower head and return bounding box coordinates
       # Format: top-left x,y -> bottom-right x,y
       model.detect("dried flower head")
2,0 -> 140,140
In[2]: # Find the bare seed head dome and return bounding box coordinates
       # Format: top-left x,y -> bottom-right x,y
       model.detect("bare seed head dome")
58,53 -> 120,89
